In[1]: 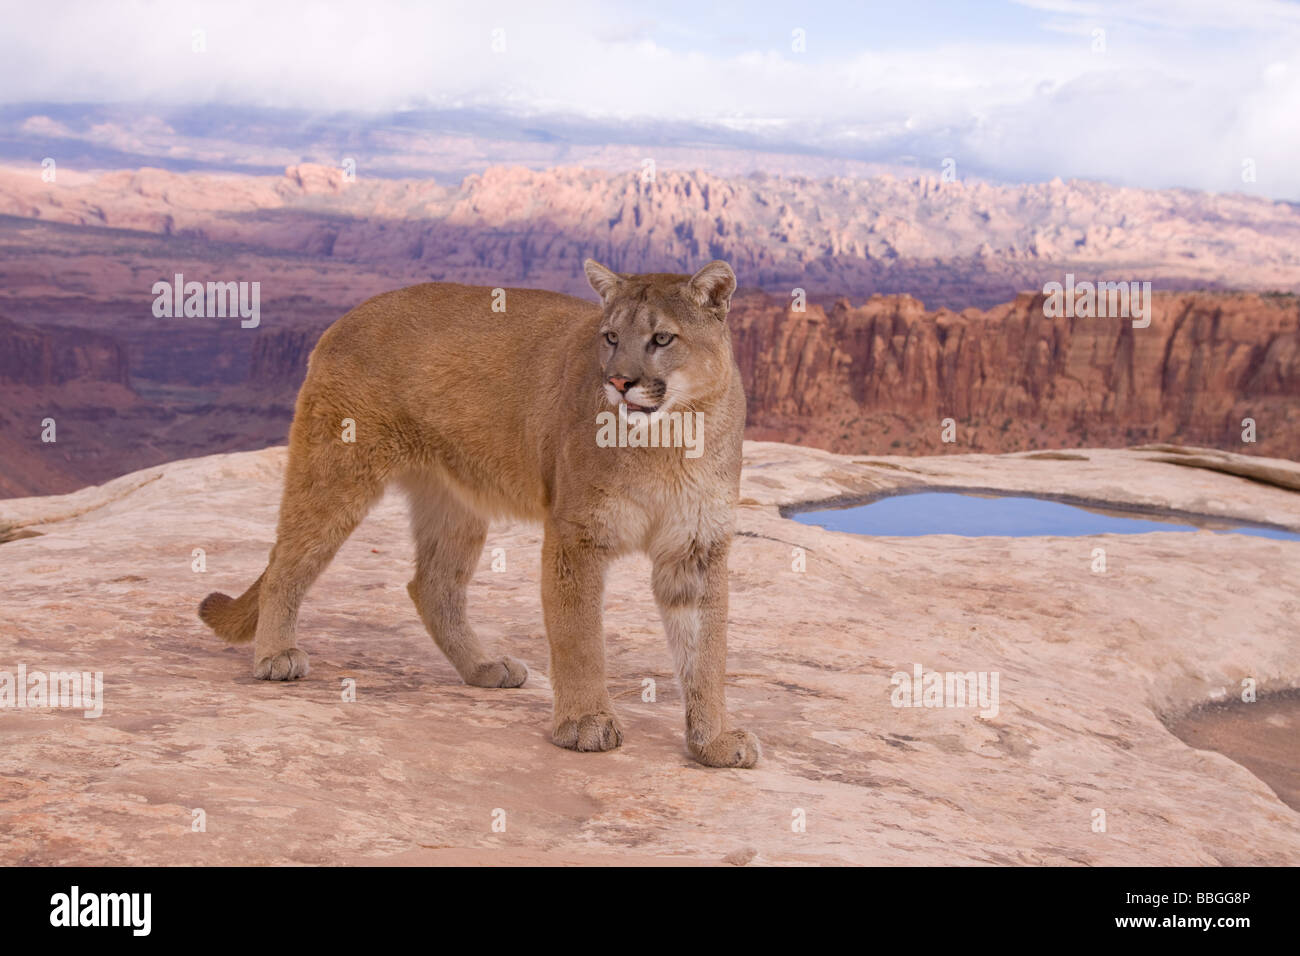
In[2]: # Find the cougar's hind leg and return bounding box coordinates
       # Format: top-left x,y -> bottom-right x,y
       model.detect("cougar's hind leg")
252,436 -> 385,680
403,477 -> 528,688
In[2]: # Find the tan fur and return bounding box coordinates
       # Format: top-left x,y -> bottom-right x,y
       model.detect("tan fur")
198,260 -> 759,768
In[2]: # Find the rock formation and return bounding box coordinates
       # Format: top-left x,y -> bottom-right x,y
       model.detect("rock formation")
2,163 -> 1298,308
730,290 -> 1300,458
1,162 -> 1297,498
1,443 -> 1297,864
246,289 -> 1300,459
0,317 -> 129,387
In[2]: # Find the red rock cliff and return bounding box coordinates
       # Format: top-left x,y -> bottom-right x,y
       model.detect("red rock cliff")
242,291 -> 1300,459
729,290 -> 1299,457
0,316 -> 130,387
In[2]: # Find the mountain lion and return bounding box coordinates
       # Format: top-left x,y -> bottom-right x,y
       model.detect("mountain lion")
198,259 -> 759,768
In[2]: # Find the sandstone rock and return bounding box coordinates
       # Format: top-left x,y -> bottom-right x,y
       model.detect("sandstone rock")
731,291 -> 1300,460
0,316 -> 130,387
3,282 -> 1297,499
245,289 -> 1300,461
1,443 -> 1297,865
1,161 -> 1297,497
2,164 -> 1298,308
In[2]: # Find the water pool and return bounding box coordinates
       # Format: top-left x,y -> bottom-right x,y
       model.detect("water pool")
788,491 -> 1300,540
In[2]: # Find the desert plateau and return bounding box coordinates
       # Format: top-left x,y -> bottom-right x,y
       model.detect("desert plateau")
2,443 -> 1297,865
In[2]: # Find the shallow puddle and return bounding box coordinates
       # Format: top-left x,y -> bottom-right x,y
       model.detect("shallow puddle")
788,491 -> 1300,539
1168,692 -> 1300,812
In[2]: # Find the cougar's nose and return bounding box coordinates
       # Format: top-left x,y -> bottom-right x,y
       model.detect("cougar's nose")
608,376 -> 635,394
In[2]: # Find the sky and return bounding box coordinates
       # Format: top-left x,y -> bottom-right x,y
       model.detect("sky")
2,0 -> 1298,197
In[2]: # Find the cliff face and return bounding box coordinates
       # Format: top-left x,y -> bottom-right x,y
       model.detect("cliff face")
242,291 -> 1300,460
248,327 -> 325,391
4,287 -> 1295,501
732,291 -> 1300,457
3,164 -> 1299,309
4,161 -> 1296,499
0,317 -> 130,387
0,317 -> 138,497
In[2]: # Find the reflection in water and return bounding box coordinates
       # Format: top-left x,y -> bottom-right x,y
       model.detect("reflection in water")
789,492 -> 1300,540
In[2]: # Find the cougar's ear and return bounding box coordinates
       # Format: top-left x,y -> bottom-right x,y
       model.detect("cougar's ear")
687,260 -> 736,317
584,259 -> 623,303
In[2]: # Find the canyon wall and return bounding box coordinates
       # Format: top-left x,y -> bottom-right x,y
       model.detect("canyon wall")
4,163 -> 1299,309
243,290 -> 1300,459
2,162 -> 1298,496
0,317 -> 138,497
731,291 -> 1300,456
0,317 -> 129,387
3,290 -> 1295,497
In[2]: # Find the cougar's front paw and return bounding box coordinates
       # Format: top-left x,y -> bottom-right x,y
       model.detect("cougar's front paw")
552,712 -> 624,752
254,648 -> 310,681
466,656 -> 529,688
692,729 -> 761,768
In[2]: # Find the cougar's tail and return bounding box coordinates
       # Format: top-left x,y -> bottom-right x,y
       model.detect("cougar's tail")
198,571 -> 264,644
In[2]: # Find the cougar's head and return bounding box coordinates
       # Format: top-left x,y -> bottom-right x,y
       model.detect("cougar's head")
584,259 -> 737,416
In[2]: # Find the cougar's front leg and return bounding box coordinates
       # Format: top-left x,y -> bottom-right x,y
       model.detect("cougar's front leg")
653,537 -> 760,768
542,518 -> 621,752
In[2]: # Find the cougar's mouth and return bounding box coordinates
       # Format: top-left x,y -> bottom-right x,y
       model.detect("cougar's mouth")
603,380 -> 668,414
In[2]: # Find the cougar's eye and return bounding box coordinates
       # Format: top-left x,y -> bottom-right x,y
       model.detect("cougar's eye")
604,331 -> 618,345
652,331 -> 675,347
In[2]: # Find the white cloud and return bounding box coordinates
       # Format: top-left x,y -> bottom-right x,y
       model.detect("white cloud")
1,0 -> 1297,197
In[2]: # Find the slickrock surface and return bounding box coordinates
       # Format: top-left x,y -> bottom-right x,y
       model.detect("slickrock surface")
2,443 -> 1298,865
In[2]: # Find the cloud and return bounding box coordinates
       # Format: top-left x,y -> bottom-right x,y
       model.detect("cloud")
1,0 -> 1297,197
